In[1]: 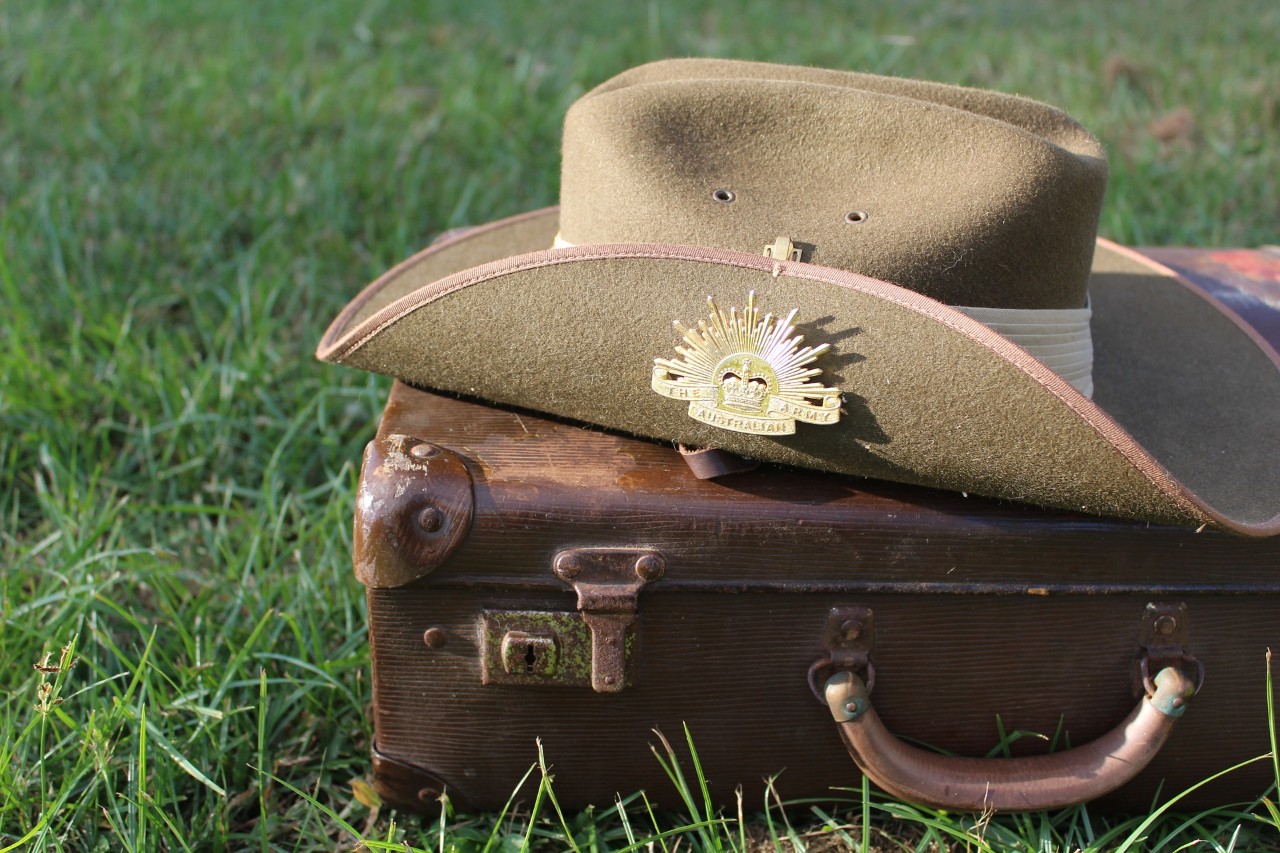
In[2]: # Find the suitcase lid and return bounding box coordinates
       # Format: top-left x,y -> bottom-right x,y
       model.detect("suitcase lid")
353,248 -> 1280,591
356,378 -> 1280,595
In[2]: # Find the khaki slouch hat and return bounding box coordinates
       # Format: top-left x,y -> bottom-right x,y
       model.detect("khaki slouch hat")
319,59 -> 1280,536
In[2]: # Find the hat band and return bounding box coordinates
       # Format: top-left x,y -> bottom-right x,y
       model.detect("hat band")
957,302 -> 1093,398
552,233 -> 1094,398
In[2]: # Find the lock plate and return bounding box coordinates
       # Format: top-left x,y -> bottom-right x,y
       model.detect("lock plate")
500,631 -> 560,676
480,609 -> 634,688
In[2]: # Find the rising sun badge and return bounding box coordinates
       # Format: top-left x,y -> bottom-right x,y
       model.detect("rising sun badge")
651,291 -> 842,436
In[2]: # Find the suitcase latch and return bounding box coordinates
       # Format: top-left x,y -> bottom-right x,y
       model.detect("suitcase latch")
554,547 -> 665,694
478,549 -> 663,692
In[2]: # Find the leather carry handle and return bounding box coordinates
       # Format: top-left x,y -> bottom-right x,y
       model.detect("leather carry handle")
824,666 -> 1197,812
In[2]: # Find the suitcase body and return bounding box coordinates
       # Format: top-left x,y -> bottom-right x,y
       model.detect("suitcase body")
353,248 -> 1280,813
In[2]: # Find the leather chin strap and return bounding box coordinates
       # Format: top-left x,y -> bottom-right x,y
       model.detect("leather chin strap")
678,445 -> 761,479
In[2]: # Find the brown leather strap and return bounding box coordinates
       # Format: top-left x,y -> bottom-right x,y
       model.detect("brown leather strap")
677,445 -> 761,479
825,667 -> 1196,812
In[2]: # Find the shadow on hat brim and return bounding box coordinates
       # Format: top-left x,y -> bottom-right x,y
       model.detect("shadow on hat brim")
318,207 -> 1280,537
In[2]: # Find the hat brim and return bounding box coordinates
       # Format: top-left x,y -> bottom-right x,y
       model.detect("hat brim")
318,207 -> 1280,536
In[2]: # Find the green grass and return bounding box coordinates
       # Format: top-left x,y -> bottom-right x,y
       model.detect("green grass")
2,0 -> 1279,849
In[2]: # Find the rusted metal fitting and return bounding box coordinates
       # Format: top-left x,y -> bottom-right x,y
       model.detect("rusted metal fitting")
634,553 -> 665,581
553,552 -> 582,580
1137,602 -> 1201,698
422,627 -> 448,649
552,548 -> 664,693
811,606 -> 877,704
1149,666 -> 1197,718
417,506 -> 445,534
352,435 -> 474,588
825,670 -> 872,721
409,442 -> 439,460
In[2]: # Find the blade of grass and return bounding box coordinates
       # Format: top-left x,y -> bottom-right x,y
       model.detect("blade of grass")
862,772 -> 871,853
142,717 -> 226,797
257,667 -> 268,852
612,818 -> 741,853
648,727 -> 719,851
480,761 -> 539,853
1268,648 -> 1278,793
517,751 -> 551,853
808,804 -> 857,848
252,765 -> 425,852
681,723 -> 720,847
759,782 -> 785,851
765,775 -> 806,851
136,702 -> 147,851
530,739 -> 581,853
1261,798 -> 1280,830
639,790 -> 670,853
872,800 -> 1000,853
1112,754 -> 1273,853
0,822 -> 48,853
736,784 -> 746,853
613,794 -> 639,849
139,790 -> 196,853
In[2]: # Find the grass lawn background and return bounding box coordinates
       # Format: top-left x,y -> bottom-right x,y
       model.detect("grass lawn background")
2,0 -> 1278,849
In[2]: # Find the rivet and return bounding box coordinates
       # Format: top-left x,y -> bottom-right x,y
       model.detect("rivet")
634,554 -> 665,581
844,701 -> 859,715
1154,615 -> 1177,636
1172,697 -> 1184,708
604,675 -> 616,685
423,627 -> 448,649
417,506 -> 445,533
417,786 -> 441,803
554,552 -> 581,580
840,620 -> 863,641
409,443 -> 438,460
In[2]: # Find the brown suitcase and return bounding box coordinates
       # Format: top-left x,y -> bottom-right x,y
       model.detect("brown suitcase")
353,248 -> 1280,814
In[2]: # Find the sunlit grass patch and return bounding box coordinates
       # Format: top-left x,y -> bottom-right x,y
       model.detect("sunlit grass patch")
3,0 -> 1278,848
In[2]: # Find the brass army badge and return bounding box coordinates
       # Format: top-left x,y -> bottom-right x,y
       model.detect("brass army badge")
652,291 -> 842,435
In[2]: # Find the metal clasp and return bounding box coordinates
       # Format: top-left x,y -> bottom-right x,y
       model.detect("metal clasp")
1137,602 -> 1202,697
554,548 -> 664,693
763,236 -> 802,262
810,605 -> 876,704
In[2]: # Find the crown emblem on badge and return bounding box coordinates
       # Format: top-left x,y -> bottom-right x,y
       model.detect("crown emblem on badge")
651,291 -> 842,435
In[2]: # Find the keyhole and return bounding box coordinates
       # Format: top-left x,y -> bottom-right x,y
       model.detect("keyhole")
525,644 -> 538,673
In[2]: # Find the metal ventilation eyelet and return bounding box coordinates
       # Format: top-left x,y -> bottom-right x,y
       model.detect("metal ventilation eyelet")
845,210 -> 868,223
712,188 -> 736,204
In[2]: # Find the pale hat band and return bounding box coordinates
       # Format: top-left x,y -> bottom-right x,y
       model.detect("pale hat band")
959,302 -> 1093,398
553,233 -> 1095,398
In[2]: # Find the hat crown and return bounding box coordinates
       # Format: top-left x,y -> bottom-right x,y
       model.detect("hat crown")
559,59 -> 1107,310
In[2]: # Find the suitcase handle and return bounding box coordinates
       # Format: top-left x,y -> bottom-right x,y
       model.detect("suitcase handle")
824,665 -> 1197,812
